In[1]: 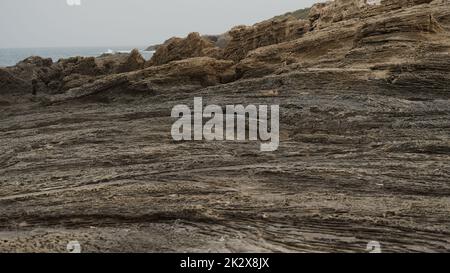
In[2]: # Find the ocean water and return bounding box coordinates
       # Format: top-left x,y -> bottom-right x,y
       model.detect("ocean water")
0,47 -> 154,67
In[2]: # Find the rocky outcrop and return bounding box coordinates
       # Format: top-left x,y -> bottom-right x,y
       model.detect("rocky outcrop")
50,57 -> 235,102
0,68 -> 30,95
114,49 -> 146,73
308,0 -> 435,30
16,56 -> 53,69
57,56 -> 101,76
132,57 -> 235,86
309,0 -> 367,30
147,0 -> 439,69
59,49 -> 145,76
3,0 -> 448,99
50,74 -> 129,102
0,56 -> 53,95
235,18 -> 361,78
145,33 -> 231,53
202,33 -> 232,49
146,16 -> 309,66
52,49 -> 145,91
2,0 -> 448,99
272,7 -> 312,21
96,53 -> 132,74
148,32 -> 223,66
0,50 -> 146,96
7,56 -> 53,82
223,17 -> 310,62
145,44 -> 161,51
236,0 -> 450,79
2,0 -> 450,254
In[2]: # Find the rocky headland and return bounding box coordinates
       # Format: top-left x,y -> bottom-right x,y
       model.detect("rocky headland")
0,0 -> 449,252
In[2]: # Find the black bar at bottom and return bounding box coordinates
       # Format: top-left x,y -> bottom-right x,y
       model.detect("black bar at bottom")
0,253 -> 443,272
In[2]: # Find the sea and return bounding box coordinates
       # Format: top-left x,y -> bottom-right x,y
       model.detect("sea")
0,47 -> 154,67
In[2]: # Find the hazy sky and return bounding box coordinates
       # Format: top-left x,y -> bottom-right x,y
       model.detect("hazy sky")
0,0 -> 321,48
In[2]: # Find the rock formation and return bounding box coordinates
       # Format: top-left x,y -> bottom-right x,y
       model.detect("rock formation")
236,0 -> 450,79
2,0 -> 448,98
0,68 -> 30,95
1,0 -> 450,253
50,57 -> 236,102
145,44 -> 161,51
0,49 -> 146,95
113,49 -> 146,73
222,17 -> 310,62
147,32 -> 223,66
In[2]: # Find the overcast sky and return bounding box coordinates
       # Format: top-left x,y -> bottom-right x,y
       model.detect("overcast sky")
0,0 -> 321,48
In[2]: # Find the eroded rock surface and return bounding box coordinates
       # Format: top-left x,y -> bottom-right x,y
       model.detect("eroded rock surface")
222,17 -> 310,62
0,0 -> 449,253
148,32 -> 223,66
237,0 -> 450,80
0,50 -> 146,97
